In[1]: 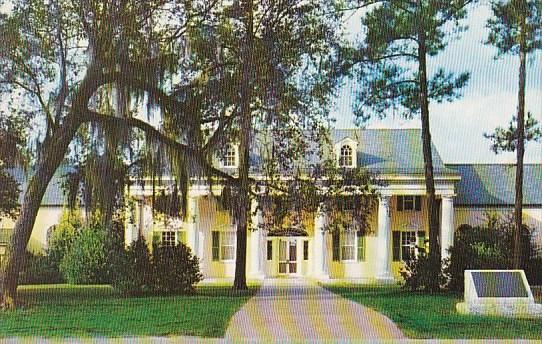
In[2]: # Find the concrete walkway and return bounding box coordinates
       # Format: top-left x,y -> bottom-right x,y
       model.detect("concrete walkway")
224,278 -> 405,342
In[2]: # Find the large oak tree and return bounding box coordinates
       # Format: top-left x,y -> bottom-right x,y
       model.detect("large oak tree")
0,0 -> 231,309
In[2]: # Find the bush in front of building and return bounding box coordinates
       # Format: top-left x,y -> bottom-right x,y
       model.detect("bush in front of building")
19,251 -> 64,284
59,219 -> 112,284
111,237 -> 153,296
400,254 -> 448,292
111,239 -> 202,296
446,215 -> 538,291
150,243 -> 203,295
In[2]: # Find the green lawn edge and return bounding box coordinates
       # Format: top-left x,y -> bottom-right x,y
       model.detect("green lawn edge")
0,282 -> 259,338
324,283 -> 542,340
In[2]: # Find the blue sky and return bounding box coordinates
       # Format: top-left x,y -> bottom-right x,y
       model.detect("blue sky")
333,3 -> 542,163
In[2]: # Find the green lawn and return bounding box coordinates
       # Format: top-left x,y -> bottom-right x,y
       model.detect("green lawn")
0,283 -> 258,338
325,283 -> 542,339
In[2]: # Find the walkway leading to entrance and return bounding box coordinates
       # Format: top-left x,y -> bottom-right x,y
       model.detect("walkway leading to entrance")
225,278 -> 405,341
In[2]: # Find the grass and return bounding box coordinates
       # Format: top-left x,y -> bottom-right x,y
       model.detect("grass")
325,283 -> 542,339
0,282 -> 258,338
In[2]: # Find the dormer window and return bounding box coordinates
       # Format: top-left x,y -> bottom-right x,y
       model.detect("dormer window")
339,144 -> 354,168
222,145 -> 238,168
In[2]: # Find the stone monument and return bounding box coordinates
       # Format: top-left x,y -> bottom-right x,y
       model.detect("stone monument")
456,270 -> 542,318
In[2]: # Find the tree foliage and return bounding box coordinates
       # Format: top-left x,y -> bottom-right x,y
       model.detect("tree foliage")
0,116 -> 27,220
485,112 -> 541,153
0,0 -> 231,308
347,0 -> 472,123
484,0 -> 542,268
343,0 -> 475,284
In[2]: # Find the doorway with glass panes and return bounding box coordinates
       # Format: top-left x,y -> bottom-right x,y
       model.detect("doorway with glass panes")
278,238 -> 298,275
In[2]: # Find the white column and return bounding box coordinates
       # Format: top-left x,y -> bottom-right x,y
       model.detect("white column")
313,204 -> 329,280
440,195 -> 455,260
125,200 -> 142,246
376,195 -> 393,281
186,196 -> 199,257
250,199 -> 265,278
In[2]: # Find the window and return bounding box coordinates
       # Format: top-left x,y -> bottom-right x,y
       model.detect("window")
0,228 -> 12,244
397,196 -> 422,211
341,231 -> 356,261
332,230 -> 365,262
267,240 -> 273,260
393,230 -> 426,261
221,232 -> 236,260
161,231 -> 176,247
303,240 -> 309,261
212,230 -> 236,261
339,145 -> 354,167
223,145 -> 237,168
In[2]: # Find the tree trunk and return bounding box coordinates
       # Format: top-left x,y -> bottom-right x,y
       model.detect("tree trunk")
0,68 -> 102,309
418,29 -> 441,266
513,3 -> 527,269
233,0 -> 254,291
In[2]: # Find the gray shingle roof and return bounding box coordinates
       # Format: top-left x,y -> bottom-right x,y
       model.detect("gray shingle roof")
332,129 -> 456,175
7,167 -> 68,206
447,164 -> 542,206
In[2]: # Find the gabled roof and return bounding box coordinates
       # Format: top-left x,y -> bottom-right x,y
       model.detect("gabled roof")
447,164 -> 542,206
332,129 -> 457,176
7,167 -> 68,206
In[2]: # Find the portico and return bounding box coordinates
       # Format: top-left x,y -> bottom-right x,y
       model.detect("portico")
123,128 -> 460,282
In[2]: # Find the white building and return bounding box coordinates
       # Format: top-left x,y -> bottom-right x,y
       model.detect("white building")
2,129 -> 541,281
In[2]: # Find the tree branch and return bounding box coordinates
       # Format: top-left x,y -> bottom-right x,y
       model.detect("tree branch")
82,109 -> 239,185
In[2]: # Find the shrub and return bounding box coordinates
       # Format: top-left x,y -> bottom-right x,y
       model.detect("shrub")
151,243 -> 203,295
46,210 -> 83,280
19,251 -> 64,285
112,238 -> 153,296
400,254 -> 447,292
446,215 -> 538,291
60,221 -> 110,284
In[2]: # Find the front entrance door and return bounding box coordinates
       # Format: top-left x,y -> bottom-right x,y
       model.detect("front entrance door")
279,239 -> 297,275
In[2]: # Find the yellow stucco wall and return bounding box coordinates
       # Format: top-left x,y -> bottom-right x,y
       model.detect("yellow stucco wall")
0,206 -> 64,254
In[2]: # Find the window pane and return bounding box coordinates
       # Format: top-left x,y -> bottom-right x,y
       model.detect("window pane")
339,145 -> 353,167
397,196 -> 403,211
303,240 -> 309,261
161,231 -> 176,247
342,246 -> 355,260
404,196 -> 414,210
221,246 -> 235,260
220,232 -> 235,260
224,146 -> 236,167
341,231 -> 355,260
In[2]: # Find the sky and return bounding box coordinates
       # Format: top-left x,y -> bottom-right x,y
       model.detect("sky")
333,3 -> 542,164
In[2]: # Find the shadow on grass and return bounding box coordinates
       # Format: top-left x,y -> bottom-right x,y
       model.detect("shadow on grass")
2,283 -> 259,338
